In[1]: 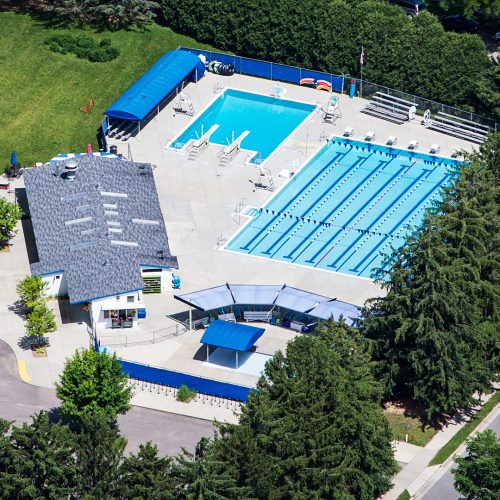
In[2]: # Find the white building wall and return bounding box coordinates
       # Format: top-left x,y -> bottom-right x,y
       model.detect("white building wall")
140,266 -> 174,292
89,291 -> 145,330
41,273 -> 68,297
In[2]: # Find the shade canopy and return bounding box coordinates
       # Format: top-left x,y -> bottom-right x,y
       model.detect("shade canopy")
104,50 -> 203,122
175,284 -> 360,326
201,320 -> 265,352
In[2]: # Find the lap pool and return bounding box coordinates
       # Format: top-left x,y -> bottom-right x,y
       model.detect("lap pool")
225,137 -> 460,279
168,89 -> 316,163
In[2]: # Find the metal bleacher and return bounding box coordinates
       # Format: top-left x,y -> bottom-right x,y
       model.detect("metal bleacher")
425,111 -> 490,144
361,92 -> 417,125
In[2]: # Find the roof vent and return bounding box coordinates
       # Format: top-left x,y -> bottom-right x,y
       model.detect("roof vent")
63,159 -> 78,181
157,250 -> 164,260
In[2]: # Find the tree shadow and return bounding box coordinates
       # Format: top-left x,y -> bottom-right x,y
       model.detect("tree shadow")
17,335 -> 50,351
8,299 -> 28,319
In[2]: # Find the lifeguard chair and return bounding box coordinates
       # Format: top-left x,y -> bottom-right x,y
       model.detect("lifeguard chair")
323,95 -> 342,124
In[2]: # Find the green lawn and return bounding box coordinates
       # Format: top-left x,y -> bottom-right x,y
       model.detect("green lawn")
0,12 -> 214,166
385,411 -> 438,447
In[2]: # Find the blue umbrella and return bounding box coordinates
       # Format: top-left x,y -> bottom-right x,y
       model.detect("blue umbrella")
10,150 -> 17,166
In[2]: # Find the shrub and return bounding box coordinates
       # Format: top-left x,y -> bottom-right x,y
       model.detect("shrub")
45,34 -> 120,62
176,384 -> 197,402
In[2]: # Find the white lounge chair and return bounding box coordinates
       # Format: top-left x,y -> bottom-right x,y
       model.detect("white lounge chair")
408,139 -> 418,150
365,131 -> 375,141
343,127 -> 354,137
387,136 -> 397,146
430,144 -> 440,154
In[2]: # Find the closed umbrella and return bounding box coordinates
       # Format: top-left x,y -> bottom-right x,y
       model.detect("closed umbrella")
87,144 -> 93,154
10,150 -> 16,166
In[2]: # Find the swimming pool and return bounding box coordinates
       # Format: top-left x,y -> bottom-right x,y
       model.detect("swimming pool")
225,137 -> 459,279
169,89 -> 316,163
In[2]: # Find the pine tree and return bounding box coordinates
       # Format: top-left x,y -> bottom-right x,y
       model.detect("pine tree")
1,412 -> 77,498
363,134 -> 500,420
73,411 -> 126,498
174,437 -> 250,499
115,441 -> 176,499
190,321 -> 397,499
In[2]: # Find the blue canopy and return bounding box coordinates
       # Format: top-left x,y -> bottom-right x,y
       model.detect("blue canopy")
201,320 -> 265,352
104,50 -> 203,122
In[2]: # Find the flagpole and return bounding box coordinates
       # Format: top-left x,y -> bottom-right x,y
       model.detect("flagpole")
360,46 -> 363,98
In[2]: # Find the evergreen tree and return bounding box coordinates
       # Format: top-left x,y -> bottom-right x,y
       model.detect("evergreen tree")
73,411 -> 126,498
363,134 -> 500,419
115,441 -> 176,499
174,436 -> 250,499
1,412 -> 77,499
56,347 -> 132,422
184,321 -> 397,498
452,429 -> 500,500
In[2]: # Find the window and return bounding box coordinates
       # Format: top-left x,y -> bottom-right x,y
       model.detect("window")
104,310 -> 110,319
127,295 -> 135,303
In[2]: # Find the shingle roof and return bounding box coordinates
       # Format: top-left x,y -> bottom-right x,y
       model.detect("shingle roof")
24,155 -> 178,304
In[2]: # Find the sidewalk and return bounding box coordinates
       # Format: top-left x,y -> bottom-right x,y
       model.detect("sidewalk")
383,391 -> 499,499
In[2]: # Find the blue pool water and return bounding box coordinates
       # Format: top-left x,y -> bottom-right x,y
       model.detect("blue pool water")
170,89 -> 315,163
226,137 -> 459,279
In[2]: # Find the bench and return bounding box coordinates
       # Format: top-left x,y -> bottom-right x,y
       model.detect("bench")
244,311 -> 272,322
372,94 -> 414,111
189,317 -> 210,329
375,91 -> 415,107
434,115 -> 489,137
437,112 -> 490,132
218,313 -> 236,322
361,106 -> 406,125
426,119 -> 486,144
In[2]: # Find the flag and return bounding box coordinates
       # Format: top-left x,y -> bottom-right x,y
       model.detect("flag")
360,47 -> 365,66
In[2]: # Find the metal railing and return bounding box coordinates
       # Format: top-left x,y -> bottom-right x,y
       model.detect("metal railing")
179,46 -> 497,131
98,323 -> 187,347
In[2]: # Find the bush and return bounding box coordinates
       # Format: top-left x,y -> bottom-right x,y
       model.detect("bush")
46,34 -> 120,62
176,384 -> 197,402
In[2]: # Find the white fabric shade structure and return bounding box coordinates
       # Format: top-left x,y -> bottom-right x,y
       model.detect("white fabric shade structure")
174,284 -> 360,326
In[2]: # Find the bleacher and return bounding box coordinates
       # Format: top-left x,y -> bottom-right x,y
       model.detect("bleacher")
361,92 -> 417,125
425,112 -> 489,144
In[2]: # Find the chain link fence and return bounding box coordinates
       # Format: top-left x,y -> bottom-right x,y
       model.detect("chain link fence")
98,323 -> 187,347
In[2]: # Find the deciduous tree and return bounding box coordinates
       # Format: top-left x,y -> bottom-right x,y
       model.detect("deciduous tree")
16,275 -> 48,310
0,198 -> 22,248
452,429 -> 500,499
56,347 -> 132,421
25,302 -> 57,347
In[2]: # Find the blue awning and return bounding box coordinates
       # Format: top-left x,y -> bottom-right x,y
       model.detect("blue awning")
104,50 -> 203,122
201,320 -> 265,351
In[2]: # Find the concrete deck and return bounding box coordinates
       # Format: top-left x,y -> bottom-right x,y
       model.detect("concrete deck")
108,71 -> 475,313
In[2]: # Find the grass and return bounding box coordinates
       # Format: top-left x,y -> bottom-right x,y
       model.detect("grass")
384,410 -> 438,447
396,489 -> 411,500
428,390 -> 499,466
176,384 -> 197,403
0,12 -> 215,166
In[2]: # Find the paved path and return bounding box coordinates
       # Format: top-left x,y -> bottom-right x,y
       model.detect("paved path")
0,340 -> 213,456
417,413 -> 500,500
383,390 -> 498,499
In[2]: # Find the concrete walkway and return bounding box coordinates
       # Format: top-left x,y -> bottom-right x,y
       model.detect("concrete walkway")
383,391 -> 499,499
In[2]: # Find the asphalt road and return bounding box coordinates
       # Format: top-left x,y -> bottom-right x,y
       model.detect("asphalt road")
0,340 -> 213,456
421,413 -> 500,500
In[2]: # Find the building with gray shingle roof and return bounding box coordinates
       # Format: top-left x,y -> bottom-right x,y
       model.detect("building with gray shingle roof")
24,155 -> 178,306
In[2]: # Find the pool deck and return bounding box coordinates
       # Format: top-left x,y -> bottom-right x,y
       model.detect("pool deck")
107,71 -> 475,315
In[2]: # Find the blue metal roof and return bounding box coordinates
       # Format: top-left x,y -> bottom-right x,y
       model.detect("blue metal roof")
104,50 -> 202,122
201,320 -> 265,352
